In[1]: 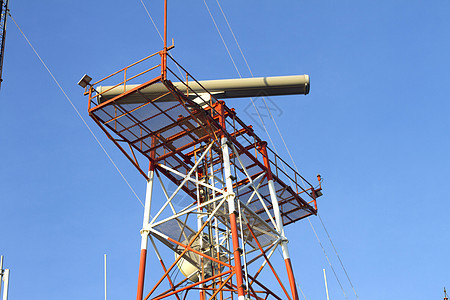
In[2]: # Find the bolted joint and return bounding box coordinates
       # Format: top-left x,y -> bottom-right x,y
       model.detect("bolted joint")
256,141 -> 268,151
226,192 -> 236,201
140,229 -> 150,235
235,247 -> 243,254
220,138 -> 232,148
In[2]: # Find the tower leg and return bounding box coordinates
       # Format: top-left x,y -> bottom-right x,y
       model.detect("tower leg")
267,179 -> 299,300
136,245 -> 148,300
197,194 -> 205,300
222,137 -> 246,300
282,246 -> 299,300
259,141 -> 299,300
136,168 -> 155,300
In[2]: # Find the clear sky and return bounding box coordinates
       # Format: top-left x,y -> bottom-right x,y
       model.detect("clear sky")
1,0 -> 449,299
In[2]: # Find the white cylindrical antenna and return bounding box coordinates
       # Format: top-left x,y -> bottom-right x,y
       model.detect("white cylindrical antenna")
2,269 -> 9,300
104,254 -> 107,300
96,75 -> 310,104
0,256 -> 3,296
323,268 -> 330,300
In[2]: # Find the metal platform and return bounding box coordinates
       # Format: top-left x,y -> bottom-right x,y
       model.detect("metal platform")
86,52 -> 319,227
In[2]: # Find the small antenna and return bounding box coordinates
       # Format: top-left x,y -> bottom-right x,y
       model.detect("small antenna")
323,269 -> 330,300
0,256 -> 3,296
444,287 -> 448,300
0,256 -> 10,300
104,254 -> 107,300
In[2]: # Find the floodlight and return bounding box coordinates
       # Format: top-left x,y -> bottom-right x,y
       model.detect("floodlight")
77,74 -> 92,88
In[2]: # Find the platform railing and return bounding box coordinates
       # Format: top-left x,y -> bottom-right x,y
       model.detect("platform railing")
266,147 -> 318,209
84,49 -> 169,111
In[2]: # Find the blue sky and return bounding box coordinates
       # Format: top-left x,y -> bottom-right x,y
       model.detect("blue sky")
1,0 -> 450,299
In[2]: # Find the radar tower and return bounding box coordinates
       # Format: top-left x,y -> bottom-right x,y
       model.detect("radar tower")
79,2 -> 322,299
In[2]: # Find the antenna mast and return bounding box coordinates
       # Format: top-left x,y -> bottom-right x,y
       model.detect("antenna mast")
0,0 -> 9,88
323,269 -> 330,300
161,0 -> 167,80
445,287 -> 448,300
0,256 -> 10,300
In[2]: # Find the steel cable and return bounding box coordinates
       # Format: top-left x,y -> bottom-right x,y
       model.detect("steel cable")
139,0 -> 163,41
308,218 -> 348,299
139,0 -> 184,78
203,1 -> 360,299
203,0 -> 298,191
318,214 -> 359,299
9,13 -> 144,207
202,1 -> 314,298
213,0 -> 307,188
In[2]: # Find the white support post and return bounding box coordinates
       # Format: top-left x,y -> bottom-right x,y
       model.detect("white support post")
259,140 -> 299,300
0,256 -> 3,296
141,169 -> 155,249
267,179 -> 287,252
221,137 -> 236,217
2,269 -> 9,300
267,178 -> 299,300
136,169 -> 155,300
221,137 -> 245,300
323,269 -> 330,300
104,254 -> 107,300
259,144 -> 291,258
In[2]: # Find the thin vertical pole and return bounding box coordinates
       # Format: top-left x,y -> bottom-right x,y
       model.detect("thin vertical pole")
2,269 -> 9,300
104,254 -> 107,300
164,0 -> 167,50
323,269 -> 330,300
0,256 -> 3,296
162,0 -> 168,80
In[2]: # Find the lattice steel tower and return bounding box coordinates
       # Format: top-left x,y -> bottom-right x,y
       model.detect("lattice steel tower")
79,2 -> 322,300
